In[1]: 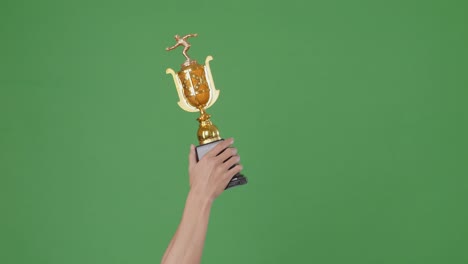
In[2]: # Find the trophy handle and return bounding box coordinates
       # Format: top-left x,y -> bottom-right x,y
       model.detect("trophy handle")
204,56 -> 220,109
166,68 -> 199,112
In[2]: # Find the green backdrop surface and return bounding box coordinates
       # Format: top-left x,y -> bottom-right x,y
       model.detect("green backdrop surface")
1,0 -> 467,263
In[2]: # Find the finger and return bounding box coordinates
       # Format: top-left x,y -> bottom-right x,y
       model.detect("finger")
216,147 -> 237,163
222,155 -> 240,170
205,138 -> 234,158
224,165 -> 243,180
188,144 -> 196,170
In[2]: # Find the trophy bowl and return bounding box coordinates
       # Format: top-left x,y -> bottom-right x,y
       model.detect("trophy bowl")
178,61 -> 211,110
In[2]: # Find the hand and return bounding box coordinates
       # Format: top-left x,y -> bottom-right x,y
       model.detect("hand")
188,138 -> 242,201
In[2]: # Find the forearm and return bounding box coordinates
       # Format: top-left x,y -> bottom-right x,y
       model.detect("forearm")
166,44 -> 179,50
161,191 -> 213,264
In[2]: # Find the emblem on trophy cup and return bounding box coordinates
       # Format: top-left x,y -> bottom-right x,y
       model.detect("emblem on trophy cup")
165,33 -> 248,189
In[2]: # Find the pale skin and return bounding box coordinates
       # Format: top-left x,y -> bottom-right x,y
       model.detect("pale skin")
161,138 -> 242,264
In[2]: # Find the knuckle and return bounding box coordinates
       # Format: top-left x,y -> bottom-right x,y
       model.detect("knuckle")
210,144 -> 224,155
205,157 -> 215,164
216,144 -> 226,152
228,156 -> 239,165
216,143 -> 225,150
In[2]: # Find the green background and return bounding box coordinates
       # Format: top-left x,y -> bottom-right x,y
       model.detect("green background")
1,0 -> 467,263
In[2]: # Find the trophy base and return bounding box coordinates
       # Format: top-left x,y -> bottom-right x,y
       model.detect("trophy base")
195,139 -> 248,190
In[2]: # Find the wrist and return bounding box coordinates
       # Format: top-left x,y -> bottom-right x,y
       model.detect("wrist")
187,189 -> 214,207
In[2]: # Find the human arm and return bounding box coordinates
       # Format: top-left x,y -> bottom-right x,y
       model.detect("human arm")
161,138 -> 242,264
182,33 -> 198,40
165,43 -> 180,51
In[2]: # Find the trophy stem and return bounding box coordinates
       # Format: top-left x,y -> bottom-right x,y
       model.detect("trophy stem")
197,108 -> 221,145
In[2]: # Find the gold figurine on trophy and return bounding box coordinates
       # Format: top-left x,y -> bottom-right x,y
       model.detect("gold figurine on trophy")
165,33 -> 247,189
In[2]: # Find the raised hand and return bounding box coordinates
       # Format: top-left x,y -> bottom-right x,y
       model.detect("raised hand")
188,138 -> 242,201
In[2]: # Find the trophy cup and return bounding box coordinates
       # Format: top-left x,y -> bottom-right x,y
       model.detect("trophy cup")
165,33 -> 248,189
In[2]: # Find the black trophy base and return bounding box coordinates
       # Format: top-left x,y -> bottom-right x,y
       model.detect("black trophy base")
195,139 -> 248,190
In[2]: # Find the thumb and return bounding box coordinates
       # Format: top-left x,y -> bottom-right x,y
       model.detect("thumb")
188,144 -> 197,169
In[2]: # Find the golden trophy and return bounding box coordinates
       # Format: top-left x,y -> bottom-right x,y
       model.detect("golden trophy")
165,33 -> 247,189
